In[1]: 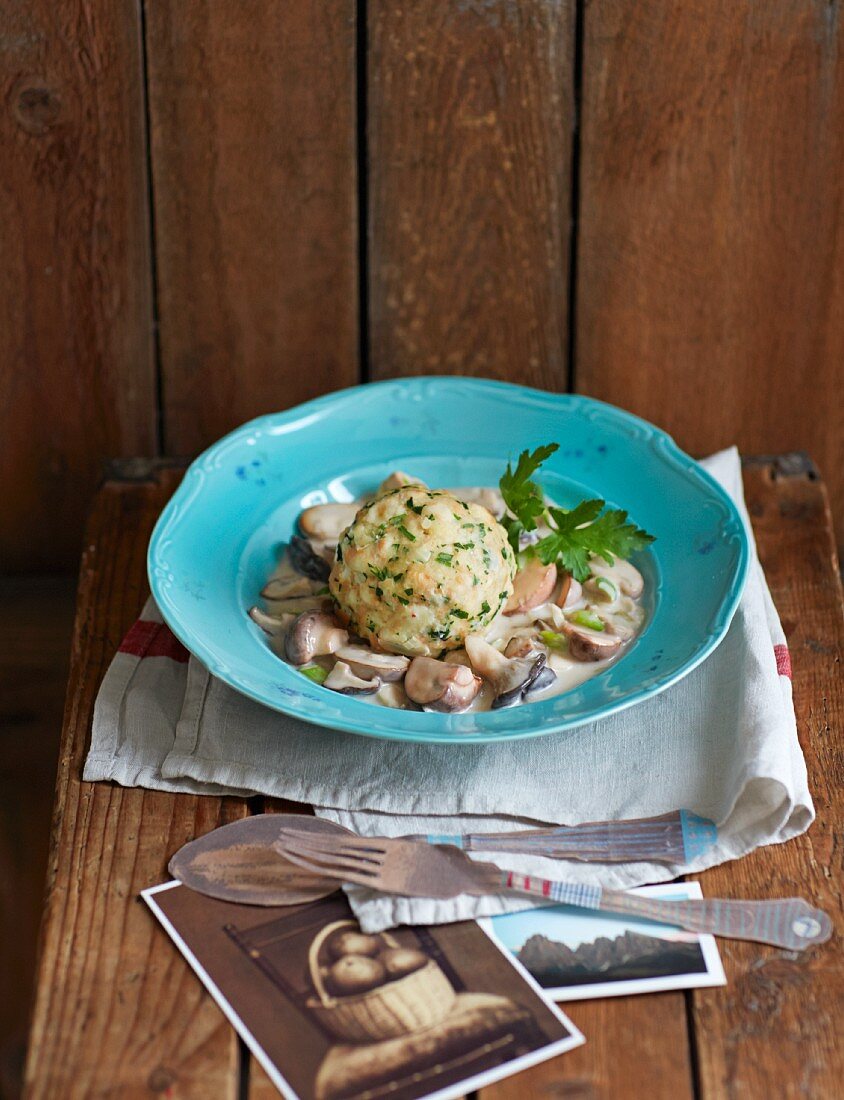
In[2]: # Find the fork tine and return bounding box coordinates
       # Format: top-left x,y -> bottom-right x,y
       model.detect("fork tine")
276,832 -> 387,867
273,845 -> 380,890
277,829 -> 388,859
273,841 -> 382,881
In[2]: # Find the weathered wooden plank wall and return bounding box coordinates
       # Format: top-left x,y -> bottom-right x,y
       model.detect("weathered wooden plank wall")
144,1 -> 359,455
0,0 -> 156,571
575,0 -> 844,548
367,1 -> 574,388
1,0 -> 842,557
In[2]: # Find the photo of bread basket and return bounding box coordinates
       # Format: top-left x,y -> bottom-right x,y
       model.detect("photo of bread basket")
307,920 -> 456,1042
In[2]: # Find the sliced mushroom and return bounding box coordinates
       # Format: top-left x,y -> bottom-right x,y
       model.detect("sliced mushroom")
561,620 -> 622,662
404,656 -> 482,712
442,647 -> 472,667
505,559 -> 558,615
555,573 -> 583,610
504,635 -> 544,660
590,558 -> 644,598
261,576 -> 314,600
288,534 -> 332,581
285,609 -> 348,665
464,635 -> 547,709
248,606 -> 296,636
378,471 -> 427,494
334,644 -> 410,682
299,503 -> 359,542
526,665 -> 557,694
324,661 -> 381,695
375,681 -> 415,709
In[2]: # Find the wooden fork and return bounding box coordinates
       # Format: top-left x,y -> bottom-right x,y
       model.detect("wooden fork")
273,829 -> 832,952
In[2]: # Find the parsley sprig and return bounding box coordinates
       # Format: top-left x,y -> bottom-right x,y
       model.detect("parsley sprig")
499,443 -> 655,582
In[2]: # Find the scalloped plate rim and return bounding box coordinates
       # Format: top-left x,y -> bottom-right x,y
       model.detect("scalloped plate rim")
147,378 -> 750,744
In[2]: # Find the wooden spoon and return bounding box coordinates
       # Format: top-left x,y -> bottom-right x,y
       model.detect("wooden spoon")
169,814 -> 352,906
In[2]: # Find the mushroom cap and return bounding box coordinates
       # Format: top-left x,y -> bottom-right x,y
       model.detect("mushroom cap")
288,534 -> 332,581
299,503 -> 360,542
561,620 -> 622,662
284,609 -> 349,665
505,559 -> 558,615
525,665 -> 557,694
404,656 -> 482,712
334,644 -> 410,682
378,471 -> 427,494
464,635 -> 547,708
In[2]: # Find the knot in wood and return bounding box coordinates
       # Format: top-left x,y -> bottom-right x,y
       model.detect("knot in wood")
147,1065 -> 177,1093
12,78 -> 62,134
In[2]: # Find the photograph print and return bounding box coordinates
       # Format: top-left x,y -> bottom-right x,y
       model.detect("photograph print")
144,882 -> 583,1100
484,882 -> 725,1002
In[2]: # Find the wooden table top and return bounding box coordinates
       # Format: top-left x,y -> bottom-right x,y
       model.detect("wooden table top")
23,456 -> 843,1099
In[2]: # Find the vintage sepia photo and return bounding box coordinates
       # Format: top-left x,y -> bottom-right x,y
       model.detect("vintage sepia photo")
145,882 -> 583,1100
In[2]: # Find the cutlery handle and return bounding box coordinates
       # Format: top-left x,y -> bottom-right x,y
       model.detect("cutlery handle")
499,871 -> 832,951
602,893 -> 833,951
423,810 -> 717,865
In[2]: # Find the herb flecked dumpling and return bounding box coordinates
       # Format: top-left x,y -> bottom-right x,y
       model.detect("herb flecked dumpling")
329,486 -> 515,657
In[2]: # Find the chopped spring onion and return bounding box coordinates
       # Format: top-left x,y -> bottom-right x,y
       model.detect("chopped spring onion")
570,610 -> 605,632
300,665 -> 329,684
593,576 -> 618,602
539,630 -> 568,651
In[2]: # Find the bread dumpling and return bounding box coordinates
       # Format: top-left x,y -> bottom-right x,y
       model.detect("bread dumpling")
329,486 -> 515,657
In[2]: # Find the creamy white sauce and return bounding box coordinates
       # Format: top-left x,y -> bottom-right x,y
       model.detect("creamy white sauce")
255,484 -> 646,712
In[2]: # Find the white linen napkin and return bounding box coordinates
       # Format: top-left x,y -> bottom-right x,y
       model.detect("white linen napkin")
84,448 -> 813,931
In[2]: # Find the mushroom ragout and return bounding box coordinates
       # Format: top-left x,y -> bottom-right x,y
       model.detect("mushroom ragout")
248,446 -> 655,713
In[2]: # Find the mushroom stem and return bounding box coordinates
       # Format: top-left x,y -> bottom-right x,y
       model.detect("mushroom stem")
285,609 -> 349,665
248,606 -> 296,636
324,661 -> 381,695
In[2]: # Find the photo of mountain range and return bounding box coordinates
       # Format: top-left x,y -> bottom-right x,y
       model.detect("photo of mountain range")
517,929 -> 708,988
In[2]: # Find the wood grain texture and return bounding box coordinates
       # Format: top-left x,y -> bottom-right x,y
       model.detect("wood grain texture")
0,577 -> 75,1095
479,992 -> 694,1099
575,1 -> 844,547
23,472 -> 247,1098
0,0 -> 156,572
691,463 -> 844,1098
145,1 -> 359,455
23,461 -> 844,1097
368,0 -> 573,385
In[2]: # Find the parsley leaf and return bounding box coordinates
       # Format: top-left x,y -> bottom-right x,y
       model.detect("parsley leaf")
498,443 -> 655,582
500,444 -> 560,551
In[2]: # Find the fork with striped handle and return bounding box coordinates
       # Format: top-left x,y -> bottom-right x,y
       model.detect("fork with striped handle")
276,809 -> 716,864
274,830 -> 832,952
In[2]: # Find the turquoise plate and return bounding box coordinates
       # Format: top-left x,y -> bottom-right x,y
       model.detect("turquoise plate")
148,378 -> 749,744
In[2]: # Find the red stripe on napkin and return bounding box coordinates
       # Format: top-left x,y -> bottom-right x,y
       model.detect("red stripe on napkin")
774,644 -> 792,679
119,619 -> 190,663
